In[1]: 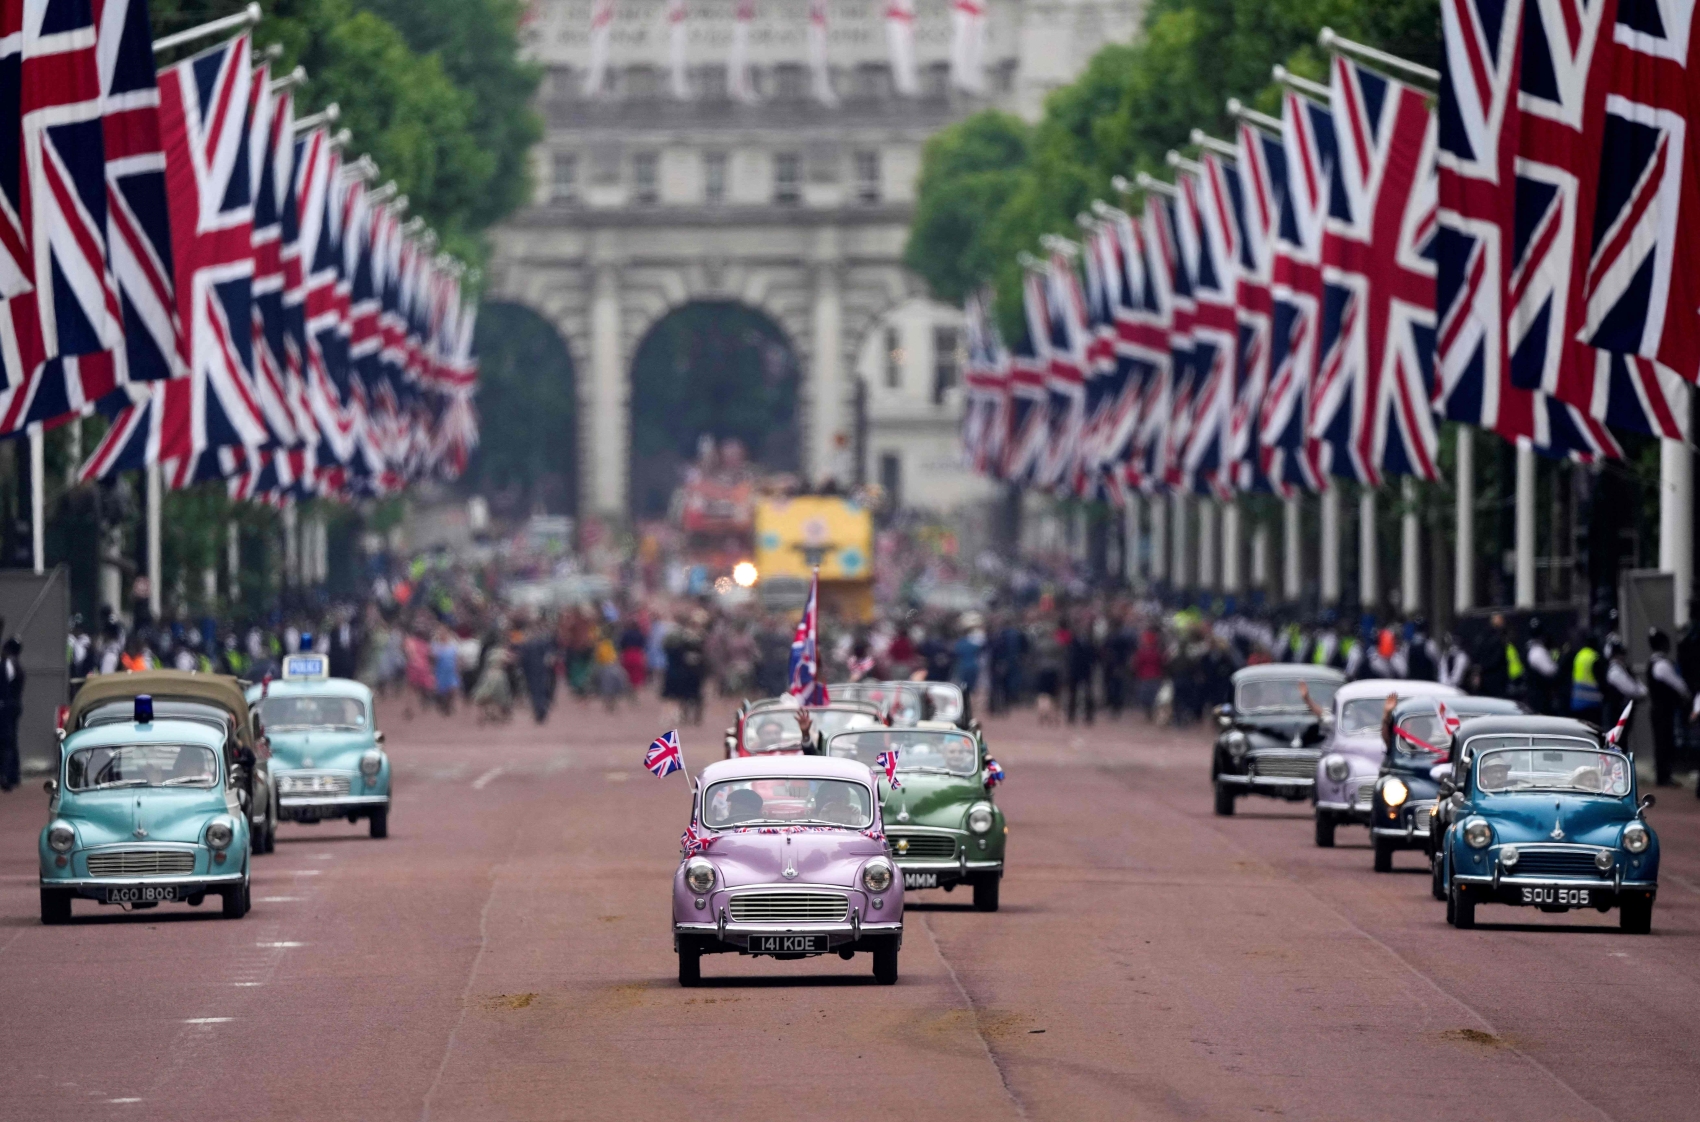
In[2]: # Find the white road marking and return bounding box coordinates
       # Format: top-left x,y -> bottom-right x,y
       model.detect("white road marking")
184,1018 -> 232,1024
257,896 -> 300,903
256,941 -> 304,948
285,870 -> 321,876
232,982 -> 264,987
471,766 -> 505,790
105,1098 -> 142,1104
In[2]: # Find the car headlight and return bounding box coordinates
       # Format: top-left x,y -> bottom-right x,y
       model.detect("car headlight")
684,858 -> 715,895
1324,755 -> 1349,782
1498,845 -> 1519,868
1622,822 -> 1650,854
205,821 -> 234,851
862,860 -> 893,893
360,750 -> 383,778
1381,776 -> 1409,807
1594,850 -> 1615,871
47,823 -> 75,853
1224,731 -> 1249,757
967,804 -> 994,834
1463,818 -> 1492,848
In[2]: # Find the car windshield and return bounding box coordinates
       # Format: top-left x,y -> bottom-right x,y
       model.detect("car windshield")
82,698 -> 230,733
1390,714 -> 1448,762
259,695 -> 367,730
827,729 -> 980,777
921,683 -> 965,722
1339,697 -> 1393,736
741,707 -> 879,752
1236,677 -> 1340,714
702,777 -> 874,829
67,743 -> 219,791
830,684 -> 924,724
1475,744 -> 1630,796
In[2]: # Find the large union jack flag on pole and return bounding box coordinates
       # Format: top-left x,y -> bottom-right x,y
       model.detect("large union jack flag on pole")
786,567 -> 828,706
1224,120 -> 1281,495
1179,152 -> 1241,498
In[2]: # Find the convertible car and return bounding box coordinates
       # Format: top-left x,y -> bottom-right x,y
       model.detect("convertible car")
1211,665 -> 1344,816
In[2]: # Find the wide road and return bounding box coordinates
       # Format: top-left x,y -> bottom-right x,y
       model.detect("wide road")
2,693 -> 1697,1121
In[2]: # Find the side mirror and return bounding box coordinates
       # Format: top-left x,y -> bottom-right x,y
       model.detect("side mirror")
374,730 -> 386,745
1436,778 -> 1455,799
1215,704 -> 1234,729
1638,793 -> 1656,816
237,745 -> 257,768
43,778 -> 57,796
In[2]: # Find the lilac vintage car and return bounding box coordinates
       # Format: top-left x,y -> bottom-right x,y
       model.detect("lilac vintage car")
672,755 -> 903,986
1313,679 -> 1462,847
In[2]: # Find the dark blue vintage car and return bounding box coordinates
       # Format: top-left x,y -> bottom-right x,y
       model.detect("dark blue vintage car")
1436,716 -> 1658,932
1211,665 -> 1345,816
1370,695 -> 1524,873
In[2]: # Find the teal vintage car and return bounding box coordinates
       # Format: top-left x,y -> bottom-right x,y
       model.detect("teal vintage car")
247,653 -> 390,838
827,722 -> 1006,910
40,698 -> 252,923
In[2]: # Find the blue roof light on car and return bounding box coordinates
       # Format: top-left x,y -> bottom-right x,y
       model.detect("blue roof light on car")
134,694 -> 154,724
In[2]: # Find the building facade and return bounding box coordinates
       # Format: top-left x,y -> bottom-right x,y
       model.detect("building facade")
487,0 -> 1141,518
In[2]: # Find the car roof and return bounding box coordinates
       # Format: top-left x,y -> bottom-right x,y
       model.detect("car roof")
246,678 -> 373,702
1233,664 -> 1346,683
1335,679 -> 1463,703
699,755 -> 876,786
64,718 -> 227,752
69,670 -> 251,728
1456,714 -> 1603,742
1392,695 -> 1523,720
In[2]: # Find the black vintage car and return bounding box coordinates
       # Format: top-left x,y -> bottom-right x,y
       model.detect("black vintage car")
1370,695 -> 1524,874
1212,665 -> 1345,815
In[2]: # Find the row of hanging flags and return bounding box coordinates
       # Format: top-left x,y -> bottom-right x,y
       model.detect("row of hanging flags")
577,0 -> 991,103
0,0 -> 480,506
961,9 -> 1700,506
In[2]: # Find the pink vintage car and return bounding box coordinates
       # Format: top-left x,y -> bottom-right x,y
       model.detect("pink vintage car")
673,755 -> 904,986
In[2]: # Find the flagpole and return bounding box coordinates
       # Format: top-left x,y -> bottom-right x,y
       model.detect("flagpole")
152,2 -> 261,55
1317,27 -> 1440,87
146,462 -> 162,621
1271,65 -> 1331,102
28,424 -> 44,575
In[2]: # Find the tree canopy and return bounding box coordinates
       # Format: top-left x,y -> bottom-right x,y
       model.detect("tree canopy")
905,0 -> 1440,335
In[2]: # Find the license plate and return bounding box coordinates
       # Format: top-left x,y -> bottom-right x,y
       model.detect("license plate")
106,885 -> 177,903
1521,886 -> 1590,905
903,872 -> 940,890
749,934 -> 829,954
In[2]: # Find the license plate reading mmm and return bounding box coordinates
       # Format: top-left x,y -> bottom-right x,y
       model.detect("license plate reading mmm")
903,872 -> 939,890
106,885 -> 177,903
1521,886 -> 1590,905
750,934 -> 828,954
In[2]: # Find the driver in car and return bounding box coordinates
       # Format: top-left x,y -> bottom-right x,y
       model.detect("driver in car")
1478,756 -> 1513,790
751,717 -> 790,753
724,787 -> 764,824
943,737 -> 975,774
813,787 -> 860,826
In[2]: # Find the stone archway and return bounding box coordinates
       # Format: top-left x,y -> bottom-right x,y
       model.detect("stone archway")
470,302 -> 579,515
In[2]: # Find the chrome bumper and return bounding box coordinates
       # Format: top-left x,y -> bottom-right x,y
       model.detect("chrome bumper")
1371,824 -> 1431,840
43,872 -> 245,895
1453,874 -> 1657,892
1219,774 -> 1314,791
674,920 -> 903,953
279,794 -> 387,814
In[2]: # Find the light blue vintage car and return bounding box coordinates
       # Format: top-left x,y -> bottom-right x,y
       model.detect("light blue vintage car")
40,697 -> 252,923
1438,715 -> 1659,932
246,653 -> 390,837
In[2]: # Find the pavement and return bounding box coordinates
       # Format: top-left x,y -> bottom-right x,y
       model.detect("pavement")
2,693 -> 1698,1121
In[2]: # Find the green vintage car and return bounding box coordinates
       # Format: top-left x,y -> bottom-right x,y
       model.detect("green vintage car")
246,653 -> 390,837
40,698 -> 252,923
827,722 -> 1006,910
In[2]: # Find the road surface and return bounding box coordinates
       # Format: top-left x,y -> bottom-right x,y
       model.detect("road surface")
2,695 -> 1697,1120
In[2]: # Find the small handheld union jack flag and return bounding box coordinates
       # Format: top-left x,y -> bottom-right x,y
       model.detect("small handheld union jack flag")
1436,701 -> 1461,739
875,749 -> 901,789
984,758 -> 1005,787
1604,702 -> 1632,749
645,729 -> 684,777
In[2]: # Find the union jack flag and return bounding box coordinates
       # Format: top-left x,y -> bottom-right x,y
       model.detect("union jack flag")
1132,195 -> 1176,493
874,749 -> 901,789
1101,202 -> 1164,494
1436,698 -> 1461,738
983,757 -> 1004,786
960,289 -> 1007,477
1038,248 -> 1088,494
294,126 -> 357,471
1179,153 -> 1241,499
1314,55 -> 1441,487
1578,1 -> 1700,393
247,65 -> 299,451
1003,270 -> 1051,484
1224,121 -> 1281,495
681,821 -> 714,856
645,728 -> 684,777
1435,0 -> 1637,458
786,568 -> 828,706
1261,90 -> 1337,495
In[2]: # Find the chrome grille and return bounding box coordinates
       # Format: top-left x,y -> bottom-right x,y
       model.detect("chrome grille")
279,772 -> 351,797
1513,849 -> 1601,879
1410,803 -> 1434,835
889,834 -> 956,860
1352,779 -> 1378,810
1251,754 -> 1316,780
87,850 -> 195,878
728,892 -> 849,923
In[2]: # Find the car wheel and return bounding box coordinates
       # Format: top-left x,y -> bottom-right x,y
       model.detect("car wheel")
1449,885 -> 1474,929
972,874 -> 1000,912
678,941 -> 702,986
1430,854 -> 1446,901
1372,835 -> 1394,873
39,888 -> 71,925
369,808 -> 389,839
222,880 -> 250,919
1314,811 -> 1335,848
872,938 -> 899,985
1620,897 -> 1653,934
1213,784 -> 1236,816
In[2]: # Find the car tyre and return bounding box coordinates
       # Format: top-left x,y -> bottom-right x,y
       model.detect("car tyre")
221,880 -> 250,919
1620,897 -> 1653,934
973,874 -> 1000,912
39,888 -> 71,925
1449,884 -> 1474,929
1213,783 -> 1236,816
1430,854 -> 1446,900
872,938 -> 899,985
678,940 -> 702,986
1372,835 -> 1394,873
369,807 -> 389,839
1314,811 -> 1335,848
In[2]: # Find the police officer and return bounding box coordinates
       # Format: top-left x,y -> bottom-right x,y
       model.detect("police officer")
1404,617 -> 1439,681
1599,635 -> 1646,736
1646,629 -> 1691,787
1476,614 -> 1516,699
1569,629 -> 1603,726
1524,618 -> 1561,715
1439,632 -> 1471,689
